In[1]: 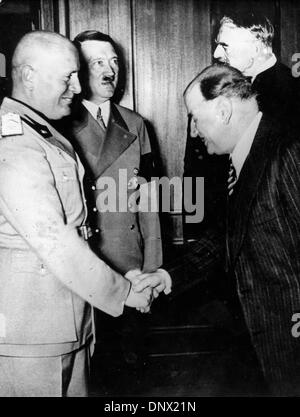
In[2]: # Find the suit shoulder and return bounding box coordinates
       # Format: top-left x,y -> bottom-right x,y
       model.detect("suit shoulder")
115,104 -> 145,125
272,62 -> 299,88
271,125 -> 300,170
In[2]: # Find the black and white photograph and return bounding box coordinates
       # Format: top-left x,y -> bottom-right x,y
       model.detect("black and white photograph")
0,0 -> 299,402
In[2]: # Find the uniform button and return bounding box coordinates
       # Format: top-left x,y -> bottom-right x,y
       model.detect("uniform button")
95,228 -> 100,233
91,185 -> 96,191
130,224 -> 135,230
198,155 -> 203,160
93,207 -> 98,212
123,134 -> 128,139
128,178 -> 139,189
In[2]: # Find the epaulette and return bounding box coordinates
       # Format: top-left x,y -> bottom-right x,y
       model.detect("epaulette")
21,115 -> 52,138
0,112 -> 24,137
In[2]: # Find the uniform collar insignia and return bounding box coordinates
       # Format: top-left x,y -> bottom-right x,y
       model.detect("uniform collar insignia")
22,115 -> 52,138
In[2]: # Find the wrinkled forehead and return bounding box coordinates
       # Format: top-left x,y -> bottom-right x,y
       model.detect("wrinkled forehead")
80,40 -> 117,61
218,23 -> 256,44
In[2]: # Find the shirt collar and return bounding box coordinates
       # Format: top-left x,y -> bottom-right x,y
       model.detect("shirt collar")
82,99 -> 111,126
230,111 -> 262,178
252,53 -> 277,81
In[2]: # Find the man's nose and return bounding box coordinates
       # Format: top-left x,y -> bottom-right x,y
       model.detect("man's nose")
69,73 -> 81,94
213,44 -> 224,60
104,63 -> 115,76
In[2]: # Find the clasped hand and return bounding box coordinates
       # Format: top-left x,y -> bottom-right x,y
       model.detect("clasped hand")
125,268 -> 172,313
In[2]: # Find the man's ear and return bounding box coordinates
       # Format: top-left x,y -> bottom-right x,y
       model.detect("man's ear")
21,65 -> 35,90
190,118 -> 198,138
216,96 -> 232,124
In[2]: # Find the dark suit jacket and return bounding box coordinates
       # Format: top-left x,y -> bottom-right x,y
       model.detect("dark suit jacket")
253,61 -> 300,125
69,102 -> 162,275
183,61 -> 300,239
172,116 -> 300,394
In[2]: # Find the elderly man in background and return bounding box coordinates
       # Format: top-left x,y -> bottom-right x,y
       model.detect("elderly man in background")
0,30 -> 152,397
184,11 -> 300,237
213,11 -> 300,123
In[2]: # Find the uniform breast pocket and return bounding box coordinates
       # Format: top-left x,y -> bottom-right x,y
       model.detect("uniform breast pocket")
10,250 -> 49,276
54,165 -> 82,217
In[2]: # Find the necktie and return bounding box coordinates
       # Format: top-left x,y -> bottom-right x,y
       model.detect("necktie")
97,107 -> 106,130
228,157 -> 237,196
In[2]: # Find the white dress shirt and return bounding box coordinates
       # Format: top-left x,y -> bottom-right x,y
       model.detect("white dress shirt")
82,99 -> 111,127
230,111 -> 263,178
252,53 -> 277,82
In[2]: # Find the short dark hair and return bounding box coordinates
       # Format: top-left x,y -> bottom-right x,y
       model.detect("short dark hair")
73,30 -> 117,52
72,30 -> 121,100
220,12 -> 274,47
184,64 -> 256,101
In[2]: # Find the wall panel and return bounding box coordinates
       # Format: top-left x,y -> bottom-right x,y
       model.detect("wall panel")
107,0 -> 133,108
280,0 -> 300,68
133,0 -> 211,179
133,0 -> 210,239
40,0 -> 55,31
68,0 -> 109,39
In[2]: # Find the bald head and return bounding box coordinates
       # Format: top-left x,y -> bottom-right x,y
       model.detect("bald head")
12,31 -> 75,70
11,31 -> 81,120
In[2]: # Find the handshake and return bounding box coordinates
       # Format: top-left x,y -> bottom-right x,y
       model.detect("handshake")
124,268 -> 172,313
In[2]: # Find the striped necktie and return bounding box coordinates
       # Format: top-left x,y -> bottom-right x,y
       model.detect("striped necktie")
97,107 -> 106,130
228,157 -> 237,196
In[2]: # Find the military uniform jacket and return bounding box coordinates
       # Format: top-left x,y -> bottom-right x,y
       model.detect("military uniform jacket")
70,102 -> 162,275
0,97 -> 130,357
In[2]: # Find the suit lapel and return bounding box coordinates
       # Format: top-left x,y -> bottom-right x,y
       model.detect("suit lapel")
228,116 -> 279,266
72,104 -> 105,157
71,102 -> 137,178
94,103 -> 137,177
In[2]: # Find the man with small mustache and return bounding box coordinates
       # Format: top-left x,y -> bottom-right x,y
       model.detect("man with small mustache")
63,31 -> 169,371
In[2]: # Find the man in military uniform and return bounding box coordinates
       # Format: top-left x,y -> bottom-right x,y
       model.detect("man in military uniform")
0,30 -> 152,397
65,31 -> 166,367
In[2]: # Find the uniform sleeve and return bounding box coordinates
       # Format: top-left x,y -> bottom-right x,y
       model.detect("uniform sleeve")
0,136 -> 130,317
136,118 -> 163,272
